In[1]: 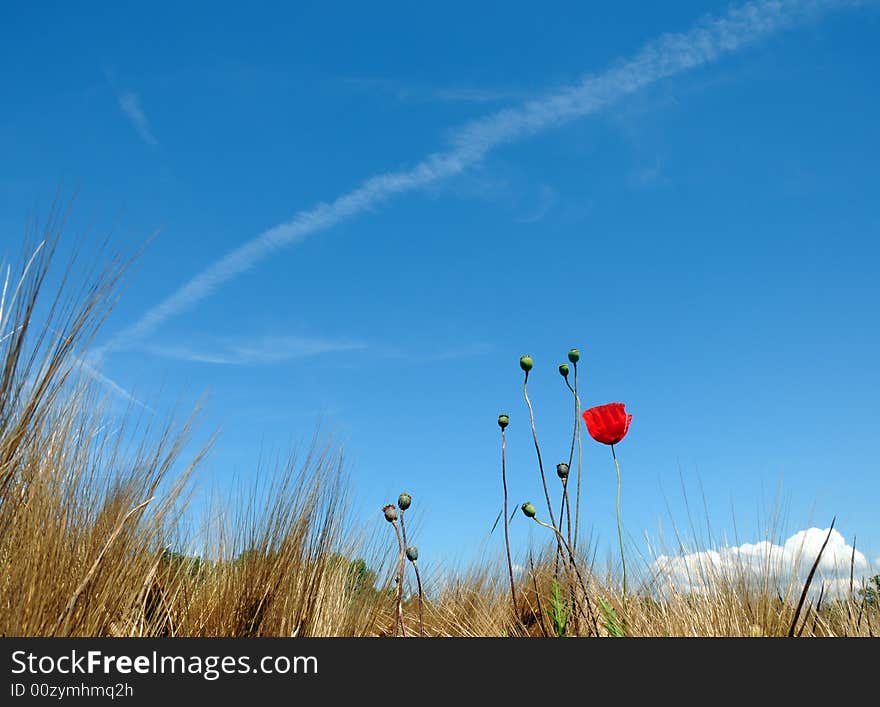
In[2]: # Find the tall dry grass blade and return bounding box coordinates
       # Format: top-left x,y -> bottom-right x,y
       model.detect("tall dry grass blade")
50,497 -> 154,636
849,535 -> 856,602
787,518 -> 835,638
528,553 -> 549,637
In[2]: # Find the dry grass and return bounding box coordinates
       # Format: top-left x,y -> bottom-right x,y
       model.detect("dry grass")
0,218 -> 876,637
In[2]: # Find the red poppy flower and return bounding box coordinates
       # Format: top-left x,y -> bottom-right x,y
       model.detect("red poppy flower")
582,403 -> 632,445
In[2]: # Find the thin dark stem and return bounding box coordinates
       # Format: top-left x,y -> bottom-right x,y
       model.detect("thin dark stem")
557,476 -> 577,634
391,520 -> 407,637
399,511 -> 410,635
554,478 -> 573,576
563,480 -> 572,562
572,362 -> 583,555
565,378 -> 576,467
849,535 -> 856,602
400,512 -> 409,559
523,371 -> 557,532
528,553 -> 549,637
561,376 -> 576,560
555,487 -> 564,576
788,519 -> 836,638
846,535 -> 856,623
412,561 -> 425,637
534,518 -> 583,588
501,427 -> 518,614
532,516 -> 598,632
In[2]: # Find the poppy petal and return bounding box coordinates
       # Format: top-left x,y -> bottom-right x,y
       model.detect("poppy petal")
582,402 -> 632,445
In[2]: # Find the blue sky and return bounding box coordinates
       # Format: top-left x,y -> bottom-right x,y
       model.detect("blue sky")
1,1 -> 878,584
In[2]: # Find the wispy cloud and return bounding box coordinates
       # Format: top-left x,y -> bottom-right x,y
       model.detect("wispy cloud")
98,0 -> 855,357
516,185 -> 559,223
341,76 -> 526,104
373,341 -> 495,362
117,90 -> 158,147
144,335 -> 366,366
105,70 -> 158,147
427,342 -> 495,361
628,158 -> 667,188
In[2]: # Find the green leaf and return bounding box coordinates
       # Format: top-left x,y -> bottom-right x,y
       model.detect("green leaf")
597,596 -> 626,637
550,577 -> 569,638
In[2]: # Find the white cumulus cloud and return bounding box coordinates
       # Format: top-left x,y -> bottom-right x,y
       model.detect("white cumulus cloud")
650,528 -> 870,598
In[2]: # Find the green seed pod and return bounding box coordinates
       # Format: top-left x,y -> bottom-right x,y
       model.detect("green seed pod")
498,414 -> 509,430
519,355 -> 534,372
406,546 -> 419,562
398,493 -> 412,511
521,502 -> 537,518
556,462 -> 570,479
382,504 -> 398,522
567,348 -> 580,363
558,363 -> 570,378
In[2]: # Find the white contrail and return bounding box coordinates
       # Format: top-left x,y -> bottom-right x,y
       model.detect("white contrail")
99,0 -> 856,356
77,357 -> 154,412
44,322 -> 153,410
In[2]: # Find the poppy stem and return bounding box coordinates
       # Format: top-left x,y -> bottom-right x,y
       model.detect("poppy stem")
501,426 -> 518,615
399,511 -> 412,633
562,372 -> 579,559
400,511 -> 413,628
412,560 -> 425,637
399,509 -> 408,556
554,477 -> 577,631
391,520 -> 407,637
572,362 -> 583,556
611,443 -> 627,601
531,516 -> 598,632
563,480 -> 572,554
528,552 -> 550,637
565,376 -> 576,468
555,469 -> 576,634
554,478 -> 572,576
523,371 -> 559,537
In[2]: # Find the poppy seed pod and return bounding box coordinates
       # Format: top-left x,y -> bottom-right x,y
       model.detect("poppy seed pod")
406,546 -> 419,562
521,502 -> 537,518
398,493 -> 412,511
558,363 -> 570,378
556,462 -> 570,479
568,348 -> 580,363
498,414 -> 509,430
382,504 -> 398,522
519,355 -> 533,372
